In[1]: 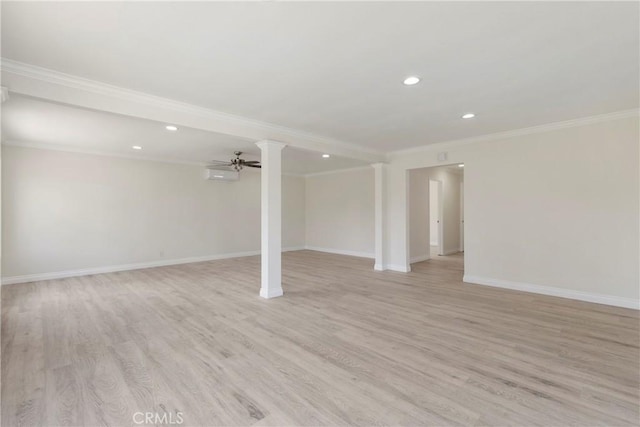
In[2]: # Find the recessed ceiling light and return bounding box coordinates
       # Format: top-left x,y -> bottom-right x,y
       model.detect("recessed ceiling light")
462,113 -> 475,119
322,154 -> 330,158
403,76 -> 420,86
458,164 -> 464,168
132,146 -> 142,150
165,125 -> 179,131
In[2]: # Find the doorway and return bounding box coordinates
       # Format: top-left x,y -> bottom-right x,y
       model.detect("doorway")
408,164 -> 464,265
460,181 -> 464,252
429,179 -> 444,256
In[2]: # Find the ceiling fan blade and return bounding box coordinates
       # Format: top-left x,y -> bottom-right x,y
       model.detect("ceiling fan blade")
208,160 -> 233,164
244,164 -> 261,168
242,160 -> 261,164
206,164 -> 233,169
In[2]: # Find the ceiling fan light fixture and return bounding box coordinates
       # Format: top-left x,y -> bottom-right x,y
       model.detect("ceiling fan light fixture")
207,151 -> 261,173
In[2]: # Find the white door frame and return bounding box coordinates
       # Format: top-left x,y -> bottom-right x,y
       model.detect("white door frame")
430,179 -> 444,256
459,181 -> 464,252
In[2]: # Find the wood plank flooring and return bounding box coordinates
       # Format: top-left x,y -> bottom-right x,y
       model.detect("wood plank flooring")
2,250 -> 639,426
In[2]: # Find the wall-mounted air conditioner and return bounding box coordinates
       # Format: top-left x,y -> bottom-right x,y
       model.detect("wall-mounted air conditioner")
205,169 -> 239,182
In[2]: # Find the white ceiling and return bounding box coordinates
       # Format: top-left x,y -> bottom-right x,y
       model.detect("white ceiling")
1,95 -> 367,175
1,2 -> 638,152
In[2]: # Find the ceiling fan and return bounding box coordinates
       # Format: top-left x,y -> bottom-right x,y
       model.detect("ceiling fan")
207,151 -> 261,172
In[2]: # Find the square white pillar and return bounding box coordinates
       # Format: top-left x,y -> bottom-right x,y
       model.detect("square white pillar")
371,163 -> 386,271
256,140 -> 286,298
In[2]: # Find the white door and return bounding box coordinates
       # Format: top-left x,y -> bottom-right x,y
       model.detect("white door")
460,181 -> 464,252
429,179 -> 444,256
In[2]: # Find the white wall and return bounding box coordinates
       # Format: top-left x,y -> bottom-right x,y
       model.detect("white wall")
4,114 -> 639,309
1,146 -> 306,280
305,167 -> 375,258
429,180 -> 439,246
408,168 -> 430,262
388,114 -> 640,307
409,166 -> 463,262
430,167 -> 463,255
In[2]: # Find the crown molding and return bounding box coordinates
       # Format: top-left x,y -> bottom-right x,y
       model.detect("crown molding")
1,58 -> 385,163
256,140 -> 287,150
3,59 -> 637,163
2,140 -> 209,167
388,108 -> 640,159
370,162 -> 388,169
1,140 -> 314,177
304,165 -> 373,178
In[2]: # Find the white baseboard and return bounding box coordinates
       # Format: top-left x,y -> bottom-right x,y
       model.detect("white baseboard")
1,246 -> 305,285
386,264 -> 412,273
303,247 -> 408,272
304,246 -> 375,259
260,287 -> 284,299
373,263 -> 411,272
463,275 -> 639,310
429,246 -> 460,256
410,254 -> 430,264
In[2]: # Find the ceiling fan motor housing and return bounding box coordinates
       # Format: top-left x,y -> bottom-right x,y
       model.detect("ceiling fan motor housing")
207,151 -> 261,172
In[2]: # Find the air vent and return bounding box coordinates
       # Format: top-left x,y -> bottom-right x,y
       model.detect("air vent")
205,169 -> 239,182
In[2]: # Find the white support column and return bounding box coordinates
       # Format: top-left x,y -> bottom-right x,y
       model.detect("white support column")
256,140 -> 287,298
371,163 -> 386,271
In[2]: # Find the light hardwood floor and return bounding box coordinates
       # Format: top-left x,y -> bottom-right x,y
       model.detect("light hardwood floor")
2,250 -> 639,426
